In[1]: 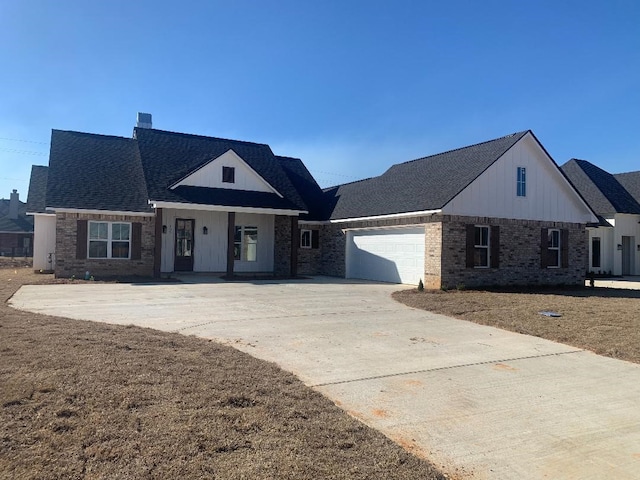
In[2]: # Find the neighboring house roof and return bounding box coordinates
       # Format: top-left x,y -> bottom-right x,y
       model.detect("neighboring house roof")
26,165 -> 49,214
0,198 -> 33,233
614,171 -> 640,205
46,130 -> 152,213
134,128 -> 308,212
561,159 -> 640,216
323,131 -> 529,220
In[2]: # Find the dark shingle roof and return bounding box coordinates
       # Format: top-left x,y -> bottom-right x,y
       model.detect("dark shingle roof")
614,171 -> 640,205
324,131 -> 529,220
171,186 -> 301,210
0,198 -> 33,233
561,159 -> 640,216
26,165 -> 49,214
134,128 -> 308,212
46,130 -> 152,212
277,156 -> 326,220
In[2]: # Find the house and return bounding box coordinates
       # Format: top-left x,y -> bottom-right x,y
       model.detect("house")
0,189 -> 33,257
27,115 -> 598,287
561,159 -> 640,276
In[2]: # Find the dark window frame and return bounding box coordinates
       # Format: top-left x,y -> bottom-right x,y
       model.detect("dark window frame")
222,166 -> 235,183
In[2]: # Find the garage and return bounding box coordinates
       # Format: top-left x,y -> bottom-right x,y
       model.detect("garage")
346,227 -> 425,284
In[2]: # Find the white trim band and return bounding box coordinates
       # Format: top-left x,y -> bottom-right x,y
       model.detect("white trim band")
46,207 -> 155,217
330,209 -> 441,223
150,200 -> 306,216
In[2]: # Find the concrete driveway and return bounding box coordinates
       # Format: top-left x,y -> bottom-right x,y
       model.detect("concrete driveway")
10,276 -> 640,479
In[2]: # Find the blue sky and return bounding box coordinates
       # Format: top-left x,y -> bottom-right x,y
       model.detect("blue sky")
1,0 -> 638,202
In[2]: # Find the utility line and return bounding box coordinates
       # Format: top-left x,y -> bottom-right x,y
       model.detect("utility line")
0,136 -> 49,145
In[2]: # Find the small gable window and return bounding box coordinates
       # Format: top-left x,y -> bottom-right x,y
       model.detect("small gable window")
517,167 -> 526,197
300,229 -> 319,249
222,166 -> 235,183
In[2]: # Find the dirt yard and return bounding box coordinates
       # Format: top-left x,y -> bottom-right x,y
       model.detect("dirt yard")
1,267 -> 445,480
394,285 -> 640,364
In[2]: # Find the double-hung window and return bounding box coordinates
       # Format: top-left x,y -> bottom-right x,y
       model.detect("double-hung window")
88,222 -> 131,259
300,229 -> 319,249
234,226 -> 258,261
591,237 -> 601,269
517,167 -> 526,197
547,229 -> 560,268
474,226 -> 490,268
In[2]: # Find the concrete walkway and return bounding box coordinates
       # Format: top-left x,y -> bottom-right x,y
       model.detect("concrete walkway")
10,277 -> 640,479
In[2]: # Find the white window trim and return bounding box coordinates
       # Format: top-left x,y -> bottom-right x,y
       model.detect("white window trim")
88,221 -> 132,260
547,228 -> 561,268
300,229 -> 312,249
474,225 -> 490,269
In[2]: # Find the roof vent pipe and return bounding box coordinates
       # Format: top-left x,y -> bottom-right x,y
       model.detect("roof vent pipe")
136,112 -> 152,129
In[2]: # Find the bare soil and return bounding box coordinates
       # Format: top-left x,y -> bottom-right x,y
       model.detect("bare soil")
393,286 -> 640,364
1,267 -> 445,480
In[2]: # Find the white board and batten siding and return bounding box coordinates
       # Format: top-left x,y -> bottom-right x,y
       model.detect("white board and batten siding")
160,209 -> 274,273
346,227 -> 425,285
444,133 -> 597,224
171,149 -> 276,194
32,214 -> 56,271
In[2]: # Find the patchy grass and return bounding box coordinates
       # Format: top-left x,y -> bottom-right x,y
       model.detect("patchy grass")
393,286 -> 640,363
1,268 -> 445,480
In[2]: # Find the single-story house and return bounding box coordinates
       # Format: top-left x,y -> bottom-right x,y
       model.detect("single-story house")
561,159 -> 640,276
27,114 -> 598,287
0,189 -> 33,257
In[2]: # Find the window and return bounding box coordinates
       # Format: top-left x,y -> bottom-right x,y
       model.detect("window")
300,229 -> 319,249
592,237 -> 601,268
466,225 -> 499,268
474,226 -> 490,267
300,229 -> 311,248
517,167 -> 526,197
222,166 -> 235,183
547,229 -> 560,267
88,222 -> 131,259
234,226 -> 258,261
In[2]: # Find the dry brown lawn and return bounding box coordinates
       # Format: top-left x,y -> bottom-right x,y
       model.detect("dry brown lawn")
394,285 -> 640,364
1,265 -> 445,480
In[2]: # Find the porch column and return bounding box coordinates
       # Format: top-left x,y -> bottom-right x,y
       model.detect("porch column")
153,208 -> 163,278
226,212 -> 236,277
290,216 -> 298,278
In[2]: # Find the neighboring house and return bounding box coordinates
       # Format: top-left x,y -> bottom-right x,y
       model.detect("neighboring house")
561,159 -> 640,276
0,189 -> 33,257
27,115 -> 598,287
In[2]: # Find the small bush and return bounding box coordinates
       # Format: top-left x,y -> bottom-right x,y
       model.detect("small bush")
417,279 -> 424,291
456,283 -> 466,291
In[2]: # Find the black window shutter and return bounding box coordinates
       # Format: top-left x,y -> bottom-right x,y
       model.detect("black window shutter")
561,229 -> 569,268
540,228 -> 549,268
311,230 -> 319,249
490,226 -> 500,268
76,220 -> 87,259
465,225 -> 475,268
132,222 -> 142,260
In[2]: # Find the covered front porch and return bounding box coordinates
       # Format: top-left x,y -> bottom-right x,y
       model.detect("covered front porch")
154,206 -> 300,278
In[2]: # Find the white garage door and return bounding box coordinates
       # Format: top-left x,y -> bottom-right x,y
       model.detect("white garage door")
346,227 -> 425,285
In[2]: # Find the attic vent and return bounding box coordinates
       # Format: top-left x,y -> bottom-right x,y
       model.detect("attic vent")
136,112 -> 152,129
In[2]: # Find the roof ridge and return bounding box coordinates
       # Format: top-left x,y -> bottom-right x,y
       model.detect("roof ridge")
392,130 -> 529,168
134,127 -> 271,148
52,129 -> 132,141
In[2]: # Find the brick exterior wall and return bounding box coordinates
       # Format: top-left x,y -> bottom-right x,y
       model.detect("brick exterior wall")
273,215 -> 292,276
438,215 -> 588,289
300,214 -> 588,288
55,212 -> 155,279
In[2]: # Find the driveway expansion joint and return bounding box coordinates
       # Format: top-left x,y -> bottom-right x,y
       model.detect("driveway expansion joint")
310,349 -> 583,387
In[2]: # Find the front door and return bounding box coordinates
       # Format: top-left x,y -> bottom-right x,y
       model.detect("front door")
175,219 -> 195,272
622,236 -> 634,275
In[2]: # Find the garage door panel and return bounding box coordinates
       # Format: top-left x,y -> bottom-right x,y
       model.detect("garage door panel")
347,227 -> 425,285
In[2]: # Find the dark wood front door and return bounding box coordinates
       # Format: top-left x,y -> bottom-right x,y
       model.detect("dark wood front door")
175,219 -> 194,272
